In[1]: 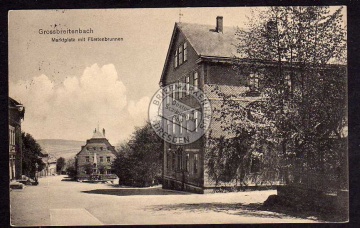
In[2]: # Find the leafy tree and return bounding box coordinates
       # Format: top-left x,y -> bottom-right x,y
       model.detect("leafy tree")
56,157 -> 66,173
65,158 -> 77,178
209,6 -> 347,186
21,132 -> 45,178
112,122 -> 164,187
112,143 -> 134,185
82,163 -> 93,175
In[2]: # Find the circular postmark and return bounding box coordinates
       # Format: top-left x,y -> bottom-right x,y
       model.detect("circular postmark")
149,83 -> 212,145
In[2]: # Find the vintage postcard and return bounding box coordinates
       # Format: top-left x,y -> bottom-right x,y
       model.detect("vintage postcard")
9,7 -> 348,225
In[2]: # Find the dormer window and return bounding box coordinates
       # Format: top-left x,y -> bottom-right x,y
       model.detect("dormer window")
174,42 -> 187,68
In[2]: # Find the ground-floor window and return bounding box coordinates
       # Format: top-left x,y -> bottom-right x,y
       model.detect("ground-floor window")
250,157 -> 260,173
185,154 -> 190,172
172,152 -> 176,171
193,154 -> 198,174
177,151 -> 182,171
166,152 -> 170,169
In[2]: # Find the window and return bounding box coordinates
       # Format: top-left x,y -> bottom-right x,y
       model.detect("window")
285,74 -> 291,90
174,49 -> 178,68
186,113 -> 190,133
186,76 -> 190,95
93,147 -> 96,150
193,71 -> 198,90
249,73 -> 259,89
179,115 -> 183,134
250,157 -> 260,173
107,156 -> 111,162
172,152 -> 176,170
178,46 -> 183,65
167,119 -> 171,134
9,126 -> 15,146
100,147 -> 103,151
100,157 -> 103,162
172,116 -> 177,134
167,152 -> 170,169
178,80 -> 182,99
194,154 -> 198,173
184,42 -> 187,62
185,154 -> 190,172
166,89 -> 171,104
87,147 -> 90,150
194,111 -> 199,132
86,156 -> 90,162
174,42 -> 187,68
177,151 -> 182,171
172,84 -> 176,99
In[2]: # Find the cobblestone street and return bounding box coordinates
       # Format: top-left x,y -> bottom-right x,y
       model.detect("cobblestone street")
10,175 -> 320,225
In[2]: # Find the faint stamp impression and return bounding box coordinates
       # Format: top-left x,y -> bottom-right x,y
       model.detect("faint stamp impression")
149,83 -> 212,145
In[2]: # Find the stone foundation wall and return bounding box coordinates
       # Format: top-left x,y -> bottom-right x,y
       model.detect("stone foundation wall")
163,177 -> 204,194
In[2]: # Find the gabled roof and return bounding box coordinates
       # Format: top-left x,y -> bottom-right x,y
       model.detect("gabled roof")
160,21 -> 241,85
177,22 -> 238,58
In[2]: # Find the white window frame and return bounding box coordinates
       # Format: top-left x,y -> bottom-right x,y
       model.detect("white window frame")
186,76 -> 190,95
172,116 -> 177,134
249,73 -> 259,89
167,119 -> 171,134
193,71 -> 198,91
185,153 -> 190,172
178,45 -> 183,65
194,111 -> 198,132
179,115 -> 183,134
285,74 -> 291,89
178,80 -> 182,99
186,113 -> 190,133
172,84 -> 176,99
194,154 -> 198,173
174,49 -> 178,68
184,42 -> 188,62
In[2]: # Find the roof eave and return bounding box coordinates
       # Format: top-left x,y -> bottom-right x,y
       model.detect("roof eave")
159,23 -> 179,86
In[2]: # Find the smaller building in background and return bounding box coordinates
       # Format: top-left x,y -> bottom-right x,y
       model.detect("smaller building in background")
75,127 -> 117,181
9,97 -> 25,180
38,153 -> 57,177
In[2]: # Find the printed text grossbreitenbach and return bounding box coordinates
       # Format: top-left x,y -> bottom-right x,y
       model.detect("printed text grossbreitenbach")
38,28 -> 123,43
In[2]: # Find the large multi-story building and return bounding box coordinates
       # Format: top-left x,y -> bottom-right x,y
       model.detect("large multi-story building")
9,97 -> 25,180
75,128 -> 117,180
159,17 -> 346,193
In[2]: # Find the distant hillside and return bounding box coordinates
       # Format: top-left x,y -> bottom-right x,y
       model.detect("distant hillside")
37,139 -> 85,160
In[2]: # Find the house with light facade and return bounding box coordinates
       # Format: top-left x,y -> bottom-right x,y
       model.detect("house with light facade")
75,128 -> 117,181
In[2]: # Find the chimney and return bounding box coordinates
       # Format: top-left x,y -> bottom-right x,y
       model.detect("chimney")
216,16 -> 223,33
103,128 -> 105,137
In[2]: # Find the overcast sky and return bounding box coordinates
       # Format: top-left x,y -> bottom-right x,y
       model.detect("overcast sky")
8,7 -> 346,145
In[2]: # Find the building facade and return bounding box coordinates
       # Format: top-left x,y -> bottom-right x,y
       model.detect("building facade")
75,128 -> 117,180
159,17 -> 346,193
38,153 -> 57,177
9,97 -> 25,180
